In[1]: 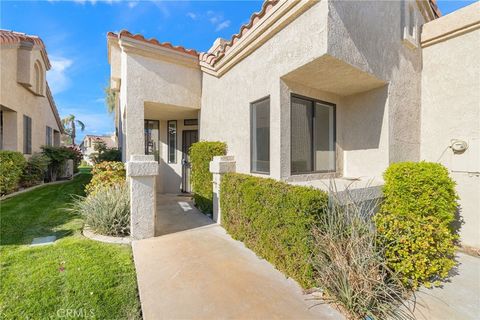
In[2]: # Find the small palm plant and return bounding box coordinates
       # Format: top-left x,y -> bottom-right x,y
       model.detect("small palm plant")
62,114 -> 85,146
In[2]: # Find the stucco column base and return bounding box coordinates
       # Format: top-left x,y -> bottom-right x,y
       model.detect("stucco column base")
127,155 -> 159,240
209,156 -> 236,224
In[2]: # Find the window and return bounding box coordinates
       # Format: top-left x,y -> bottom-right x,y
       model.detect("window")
250,97 -> 270,174
184,119 -> 198,126
291,95 -> 335,174
46,126 -> 53,146
23,115 -> 32,154
53,130 -> 60,147
144,120 -> 159,161
167,120 -> 177,163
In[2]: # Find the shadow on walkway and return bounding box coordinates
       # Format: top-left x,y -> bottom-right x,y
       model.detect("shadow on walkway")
155,193 -> 214,237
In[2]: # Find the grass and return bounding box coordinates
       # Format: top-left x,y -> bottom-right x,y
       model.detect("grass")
0,173 -> 141,319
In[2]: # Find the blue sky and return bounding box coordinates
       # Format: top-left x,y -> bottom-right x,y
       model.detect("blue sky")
1,0 -> 476,143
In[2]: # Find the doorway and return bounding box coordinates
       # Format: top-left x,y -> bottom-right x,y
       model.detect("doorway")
181,130 -> 198,193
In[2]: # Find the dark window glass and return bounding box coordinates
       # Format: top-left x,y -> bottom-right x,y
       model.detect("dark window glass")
46,126 -> 53,146
23,115 -> 32,154
144,120 -> 159,161
53,130 -> 60,147
184,119 -> 198,126
291,97 -> 313,173
291,96 -> 335,174
250,97 -> 270,174
168,120 -> 177,163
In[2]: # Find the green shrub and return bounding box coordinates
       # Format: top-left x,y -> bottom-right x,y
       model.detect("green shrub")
189,141 -> 227,213
0,151 -> 26,195
89,140 -> 121,164
220,173 -> 328,288
41,146 -> 82,179
85,161 -> 126,195
71,183 -> 130,236
20,153 -> 51,187
375,161 -> 458,289
312,190 -> 413,320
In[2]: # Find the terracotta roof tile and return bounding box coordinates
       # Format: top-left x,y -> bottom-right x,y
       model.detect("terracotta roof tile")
108,0 -> 441,69
0,29 -> 51,69
108,30 -> 199,57
199,0 -> 279,67
429,0 -> 442,18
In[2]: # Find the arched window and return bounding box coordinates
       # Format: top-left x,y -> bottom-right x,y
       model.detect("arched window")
34,60 -> 44,95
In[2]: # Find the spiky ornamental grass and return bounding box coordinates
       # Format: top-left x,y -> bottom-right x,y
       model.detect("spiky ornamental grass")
311,186 -> 415,320
71,183 -> 130,236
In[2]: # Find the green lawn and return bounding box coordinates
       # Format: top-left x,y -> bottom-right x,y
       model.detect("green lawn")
0,173 -> 141,319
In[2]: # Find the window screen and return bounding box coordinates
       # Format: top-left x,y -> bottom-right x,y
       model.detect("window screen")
291,95 -> 335,174
250,97 -> 270,174
23,115 -> 32,154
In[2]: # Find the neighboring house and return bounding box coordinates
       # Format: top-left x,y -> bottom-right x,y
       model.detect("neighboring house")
0,30 -> 63,155
79,134 -> 117,164
107,1 -> 479,247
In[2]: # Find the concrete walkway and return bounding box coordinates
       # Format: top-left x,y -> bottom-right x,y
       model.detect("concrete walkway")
411,252 -> 480,320
133,194 -> 343,320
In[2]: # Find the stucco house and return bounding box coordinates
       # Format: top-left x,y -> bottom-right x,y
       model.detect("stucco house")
0,30 -> 64,155
79,134 -> 117,165
107,1 -> 479,248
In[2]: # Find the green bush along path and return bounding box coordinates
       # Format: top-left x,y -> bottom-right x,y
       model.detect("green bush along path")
0,172 -> 141,319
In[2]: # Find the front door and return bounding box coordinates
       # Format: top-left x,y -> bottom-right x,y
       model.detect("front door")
181,130 -> 198,193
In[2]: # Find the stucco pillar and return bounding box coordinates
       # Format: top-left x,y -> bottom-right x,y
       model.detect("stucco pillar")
126,155 -> 158,240
209,155 -> 236,224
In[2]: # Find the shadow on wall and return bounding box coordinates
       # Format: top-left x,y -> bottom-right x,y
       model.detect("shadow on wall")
158,158 -> 183,194
341,85 -> 387,151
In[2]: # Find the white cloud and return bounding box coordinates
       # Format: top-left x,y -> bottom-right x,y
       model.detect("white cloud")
207,11 -> 230,32
215,20 -> 231,31
128,1 -> 138,8
47,56 -> 73,94
186,12 -> 197,20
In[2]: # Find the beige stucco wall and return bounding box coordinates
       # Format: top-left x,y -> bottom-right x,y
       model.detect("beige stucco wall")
421,2 -> 480,248
118,43 -> 201,162
200,0 -> 423,181
201,1 -> 330,180
327,0 -> 424,165
0,46 -> 61,154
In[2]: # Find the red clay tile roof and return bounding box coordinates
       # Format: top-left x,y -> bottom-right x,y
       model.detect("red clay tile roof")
108,0 -> 441,68
429,0 -> 442,18
0,29 -> 51,69
107,30 -> 199,57
199,0 -> 279,67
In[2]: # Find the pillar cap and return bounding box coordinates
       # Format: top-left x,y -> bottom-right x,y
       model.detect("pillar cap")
127,155 -> 158,177
209,155 -> 236,174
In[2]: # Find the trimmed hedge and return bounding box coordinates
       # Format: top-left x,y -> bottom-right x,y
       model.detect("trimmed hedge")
85,161 -> 126,195
189,141 -> 227,213
375,161 -> 458,289
0,151 -> 26,195
220,173 -> 329,288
